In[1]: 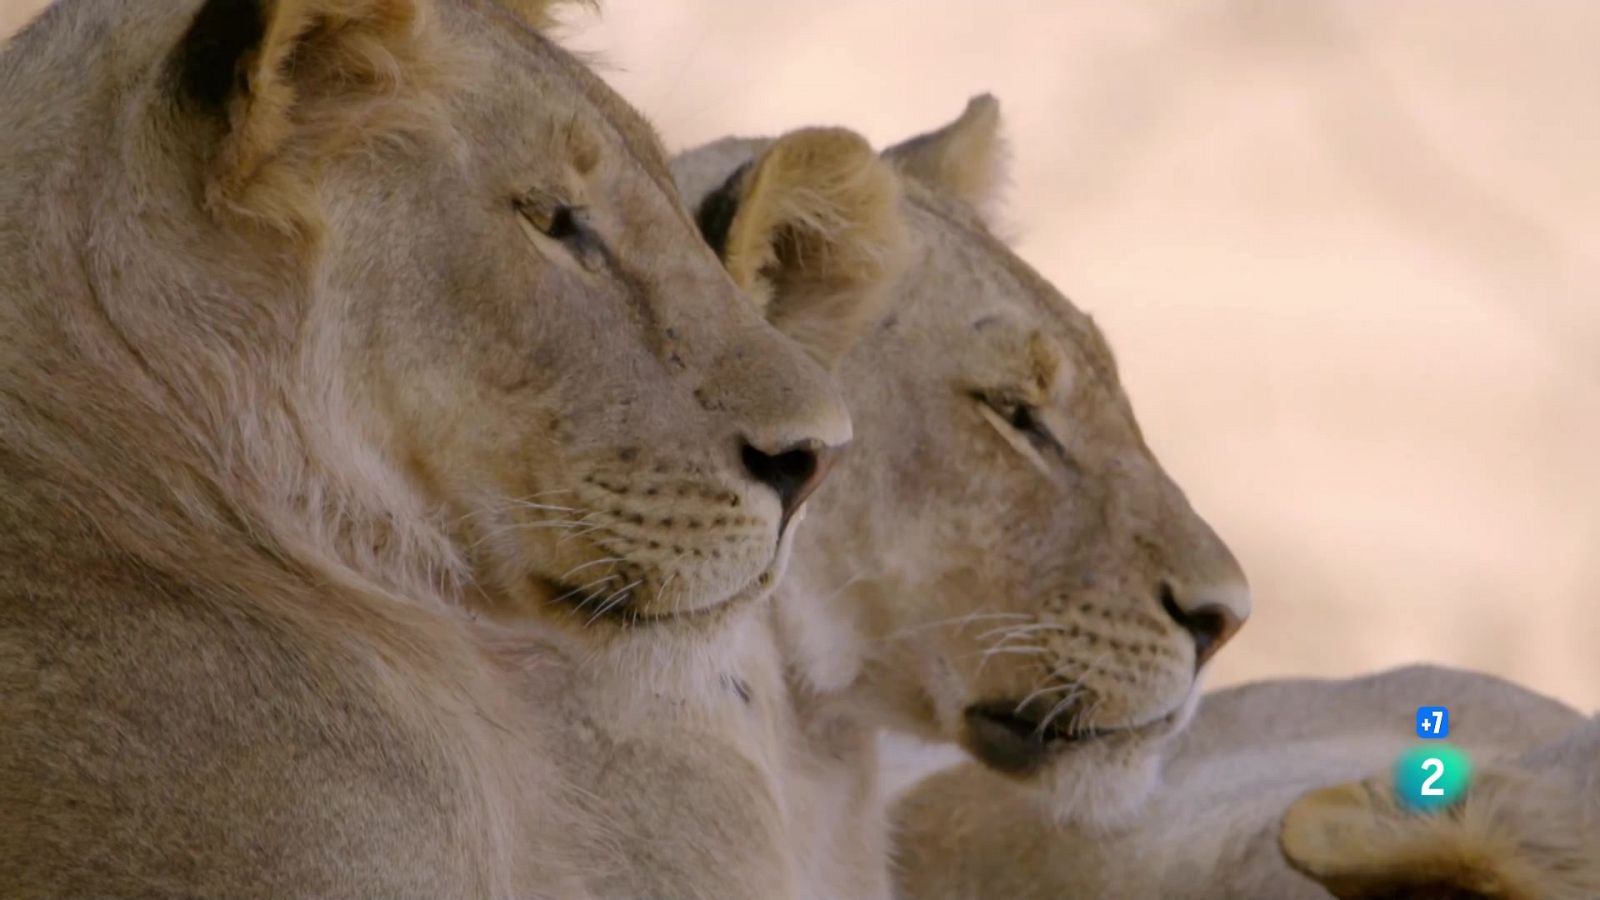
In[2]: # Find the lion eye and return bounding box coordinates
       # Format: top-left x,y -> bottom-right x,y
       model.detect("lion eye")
973,391 -> 1071,482
519,197 -> 589,241
542,205 -> 585,241
1002,402 -> 1038,433
983,389 -> 1073,452
982,394 -> 1048,440
516,193 -> 602,270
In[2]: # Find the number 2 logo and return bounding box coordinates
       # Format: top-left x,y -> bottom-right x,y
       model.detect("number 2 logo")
1419,757 -> 1445,796
1395,744 -> 1468,810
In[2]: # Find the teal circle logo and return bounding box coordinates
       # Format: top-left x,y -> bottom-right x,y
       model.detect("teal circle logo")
1394,744 -> 1471,812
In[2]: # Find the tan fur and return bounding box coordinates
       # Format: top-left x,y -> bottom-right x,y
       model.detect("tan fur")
1281,718 -> 1600,900
882,93 -> 1008,220
675,97 -> 1249,897
495,0 -> 591,31
208,0 -> 430,228
891,666 -> 1592,900
0,0 -> 857,895
716,128 -> 908,364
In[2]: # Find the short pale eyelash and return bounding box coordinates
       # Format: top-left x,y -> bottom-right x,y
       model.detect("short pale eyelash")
973,390 -> 1074,469
515,193 -> 604,271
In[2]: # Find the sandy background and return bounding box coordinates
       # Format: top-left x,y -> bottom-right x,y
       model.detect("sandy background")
5,1 -> 1596,711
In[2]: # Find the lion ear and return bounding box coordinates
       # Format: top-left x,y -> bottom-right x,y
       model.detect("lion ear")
173,0 -> 438,210
1280,780 -> 1522,900
701,128 -> 909,367
884,94 -> 1008,219
493,0 -> 592,30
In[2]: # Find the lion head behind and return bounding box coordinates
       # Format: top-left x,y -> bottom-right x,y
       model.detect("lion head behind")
674,96 -> 1252,823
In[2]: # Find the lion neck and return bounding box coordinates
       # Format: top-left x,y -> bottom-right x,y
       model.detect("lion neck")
0,151 -> 464,618
767,568 -> 902,898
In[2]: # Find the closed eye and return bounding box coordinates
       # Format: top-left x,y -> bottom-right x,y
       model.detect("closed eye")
972,391 -> 1074,484
975,392 -> 1057,450
1003,402 -> 1042,435
543,205 -> 584,241
515,193 -> 603,271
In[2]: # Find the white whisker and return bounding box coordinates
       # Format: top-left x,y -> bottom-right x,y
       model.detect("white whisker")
1013,679 -> 1087,714
586,579 -> 644,626
557,521 -> 611,545
466,514 -> 600,546
883,610 -> 1030,643
554,573 -> 621,607
975,621 -> 1069,642
557,556 -> 622,583
975,644 -> 1048,678
652,546 -> 691,611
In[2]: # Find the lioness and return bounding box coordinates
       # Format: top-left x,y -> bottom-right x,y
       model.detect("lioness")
673,96 -> 1252,896
0,0 -> 863,895
893,666 -> 1596,900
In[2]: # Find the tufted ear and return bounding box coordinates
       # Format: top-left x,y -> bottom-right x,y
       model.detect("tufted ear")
172,0 -> 444,224
884,93 -> 1008,219
1279,772 -> 1595,900
697,128 -> 908,366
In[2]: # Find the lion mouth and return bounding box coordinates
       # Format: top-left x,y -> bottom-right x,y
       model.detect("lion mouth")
962,698 -> 1180,776
541,575 -> 641,621
962,702 -> 1103,774
535,571 -> 765,627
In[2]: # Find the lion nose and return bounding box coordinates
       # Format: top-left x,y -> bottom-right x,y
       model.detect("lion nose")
1160,580 -> 1248,669
740,438 -> 839,526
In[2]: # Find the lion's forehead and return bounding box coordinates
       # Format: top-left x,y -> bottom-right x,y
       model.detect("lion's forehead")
994,275 -> 1122,397
487,18 -> 680,203
903,191 -> 1123,396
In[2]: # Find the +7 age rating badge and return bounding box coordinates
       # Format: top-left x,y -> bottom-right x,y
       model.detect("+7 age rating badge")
1415,705 -> 1449,739
1397,706 -> 1469,812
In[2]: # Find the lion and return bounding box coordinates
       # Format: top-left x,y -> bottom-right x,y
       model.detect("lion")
673,95 -> 1252,896
0,0 -> 892,895
891,665 -> 1596,899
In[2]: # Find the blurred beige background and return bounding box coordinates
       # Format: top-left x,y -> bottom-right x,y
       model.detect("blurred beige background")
6,1 -> 1596,710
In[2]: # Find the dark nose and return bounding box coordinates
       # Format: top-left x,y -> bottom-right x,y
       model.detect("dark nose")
741,439 -> 837,525
1160,581 -> 1244,669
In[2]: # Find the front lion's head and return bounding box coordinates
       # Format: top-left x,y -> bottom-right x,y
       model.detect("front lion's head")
675,97 -> 1250,821
0,0 -> 868,630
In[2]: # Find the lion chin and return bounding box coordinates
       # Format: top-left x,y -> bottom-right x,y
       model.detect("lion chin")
1026,687 -> 1203,829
